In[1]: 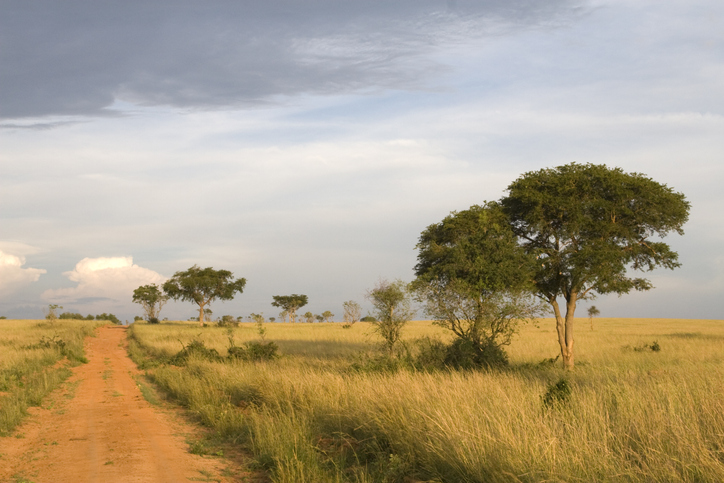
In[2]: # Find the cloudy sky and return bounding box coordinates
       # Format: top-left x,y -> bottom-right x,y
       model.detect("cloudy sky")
1,0 -> 722,322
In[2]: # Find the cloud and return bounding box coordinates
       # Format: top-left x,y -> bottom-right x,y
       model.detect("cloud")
0,0 -> 585,119
42,257 -> 166,309
0,250 -> 46,295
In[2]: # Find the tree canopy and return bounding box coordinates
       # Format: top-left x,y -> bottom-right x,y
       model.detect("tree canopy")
413,203 -> 543,365
366,279 -> 415,354
162,265 -> 246,325
501,163 -> 689,368
132,283 -> 168,322
271,294 -> 308,323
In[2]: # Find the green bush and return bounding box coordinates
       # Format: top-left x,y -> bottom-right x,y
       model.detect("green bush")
228,341 -> 279,361
168,340 -> 222,366
542,378 -> 571,409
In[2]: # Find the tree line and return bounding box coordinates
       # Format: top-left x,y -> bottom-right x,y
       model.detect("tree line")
133,163 -> 689,369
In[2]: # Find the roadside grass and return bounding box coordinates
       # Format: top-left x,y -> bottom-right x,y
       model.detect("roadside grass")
129,318 -> 724,482
0,319 -> 103,435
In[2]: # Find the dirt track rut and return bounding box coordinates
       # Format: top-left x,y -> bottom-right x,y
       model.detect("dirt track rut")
0,325 -> 243,483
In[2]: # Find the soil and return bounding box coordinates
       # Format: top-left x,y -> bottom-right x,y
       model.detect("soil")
0,325 -> 261,483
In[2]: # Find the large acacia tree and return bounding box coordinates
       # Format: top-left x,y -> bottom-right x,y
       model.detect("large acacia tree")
163,265 -> 246,325
501,163 -> 689,368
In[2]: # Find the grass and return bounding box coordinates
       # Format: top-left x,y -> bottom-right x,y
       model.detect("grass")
0,319 -> 103,435
128,318 -> 724,482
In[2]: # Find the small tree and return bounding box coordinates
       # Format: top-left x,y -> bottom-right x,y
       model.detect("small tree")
342,300 -> 362,325
366,279 -> 415,355
302,311 -> 315,323
414,203 -> 544,367
132,284 -> 168,323
45,304 -> 62,324
587,305 -> 600,331
163,265 -> 247,326
271,294 -> 308,323
321,310 -> 334,323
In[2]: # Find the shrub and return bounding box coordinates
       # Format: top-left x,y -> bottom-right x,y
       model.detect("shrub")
218,315 -> 239,327
360,316 -> 377,322
228,341 -> 279,361
542,378 -> 571,409
168,340 -> 222,366
147,317 -> 160,324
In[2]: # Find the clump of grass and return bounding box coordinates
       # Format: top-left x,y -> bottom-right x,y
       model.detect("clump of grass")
128,318 -> 724,482
0,319 -> 100,435
541,378 -> 571,409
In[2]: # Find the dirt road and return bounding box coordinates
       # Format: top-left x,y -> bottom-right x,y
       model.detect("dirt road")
0,325 -> 248,483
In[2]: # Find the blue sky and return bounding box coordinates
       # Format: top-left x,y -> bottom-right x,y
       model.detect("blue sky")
1,0 -> 722,321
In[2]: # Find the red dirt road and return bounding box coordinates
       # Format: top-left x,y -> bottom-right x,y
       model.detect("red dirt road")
0,325 -> 247,483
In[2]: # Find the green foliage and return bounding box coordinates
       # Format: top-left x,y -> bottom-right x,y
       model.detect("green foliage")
132,284 -> 168,321
95,313 -> 122,325
147,317 -> 160,324
59,312 -> 84,319
217,315 -> 239,327
271,294 -> 308,323
228,341 -> 279,361
366,279 -> 415,355
542,378 -> 572,409
168,339 -> 222,366
163,265 -> 247,323
502,162 -> 689,367
360,315 -> 377,322
320,310 -> 334,323
414,203 -> 544,363
301,311 -> 315,323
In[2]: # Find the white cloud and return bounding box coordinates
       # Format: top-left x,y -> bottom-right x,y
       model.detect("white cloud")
0,250 -> 46,295
42,257 -> 166,309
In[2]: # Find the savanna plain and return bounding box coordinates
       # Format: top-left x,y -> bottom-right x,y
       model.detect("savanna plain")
2,317 -> 724,483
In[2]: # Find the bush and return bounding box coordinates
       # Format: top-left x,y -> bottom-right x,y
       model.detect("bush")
228,341 -> 279,361
168,340 -> 222,366
218,315 -> 239,327
360,316 -> 377,322
542,378 -> 572,409
148,317 -> 160,324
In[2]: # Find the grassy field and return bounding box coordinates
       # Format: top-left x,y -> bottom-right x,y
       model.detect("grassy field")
0,319 -> 103,435
129,318 -> 724,482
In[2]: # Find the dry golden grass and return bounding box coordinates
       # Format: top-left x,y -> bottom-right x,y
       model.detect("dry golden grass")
0,319 -> 102,434
129,318 -> 724,482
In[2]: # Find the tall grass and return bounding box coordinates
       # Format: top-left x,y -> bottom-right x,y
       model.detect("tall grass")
0,319 -> 102,434
129,318 -> 724,482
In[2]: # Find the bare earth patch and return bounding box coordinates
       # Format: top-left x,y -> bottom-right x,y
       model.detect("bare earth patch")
0,325 -> 253,483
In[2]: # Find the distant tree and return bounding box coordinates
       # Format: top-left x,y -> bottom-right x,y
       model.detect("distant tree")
163,265 -> 247,325
315,314 -> 324,322
321,310 -> 334,323
501,163 -> 689,368
413,203 -> 544,367
302,311 -> 315,323
0,316 -> 6,320
269,317 -> 276,323
59,312 -> 85,320
360,315 -> 377,322
271,294 -> 308,323
342,300 -> 362,325
218,315 -> 239,327
366,279 -> 415,355
134,315 -> 143,322
95,313 -> 122,325
587,305 -> 601,331
44,304 -> 62,323
132,284 -> 169,322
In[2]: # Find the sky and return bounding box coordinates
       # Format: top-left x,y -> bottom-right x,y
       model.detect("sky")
1,0 -> 723,322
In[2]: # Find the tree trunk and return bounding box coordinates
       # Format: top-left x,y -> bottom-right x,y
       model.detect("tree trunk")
198,303 -> 205,326
551,296 -> 576,370
563,293 -> 577,369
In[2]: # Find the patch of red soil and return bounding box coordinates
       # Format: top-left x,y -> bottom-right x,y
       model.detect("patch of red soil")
0,325 -> 255,483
